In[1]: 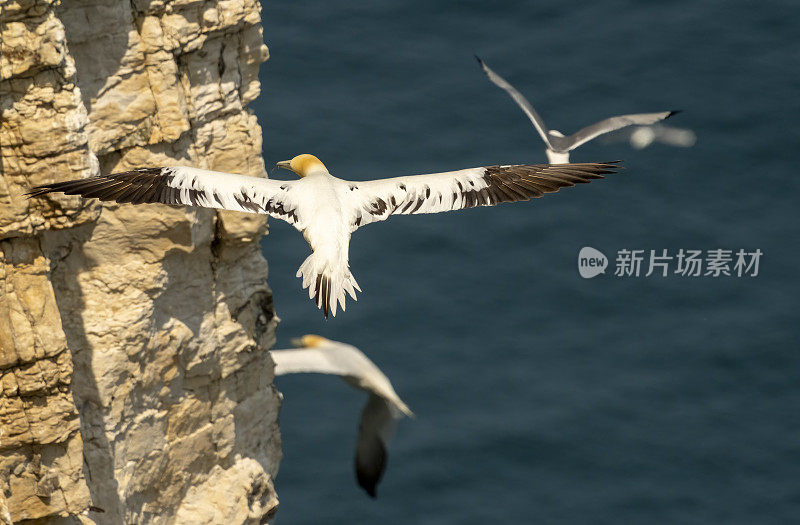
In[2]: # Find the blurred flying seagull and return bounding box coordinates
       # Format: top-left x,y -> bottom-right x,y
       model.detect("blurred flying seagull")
271,335 -> 413,498
603,123 -> 697,150
29,154 -> 618,317
476,56 -> 678,163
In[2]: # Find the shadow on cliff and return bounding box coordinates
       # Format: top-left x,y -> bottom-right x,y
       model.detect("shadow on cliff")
54,2 -> 132,121
41,222 -> 126,525
209,234 -> 283,503
45,6 -> 140,522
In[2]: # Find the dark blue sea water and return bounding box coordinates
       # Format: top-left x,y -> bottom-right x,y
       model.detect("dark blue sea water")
252,1 -> 800,522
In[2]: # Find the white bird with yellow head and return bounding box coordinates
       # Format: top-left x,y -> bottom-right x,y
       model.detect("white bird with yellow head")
29,153 -> 618,317
271,335 -> 413,497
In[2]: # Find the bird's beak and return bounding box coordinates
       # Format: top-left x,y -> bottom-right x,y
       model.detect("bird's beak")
290,337 -> 304,347
276,160 -> 292,172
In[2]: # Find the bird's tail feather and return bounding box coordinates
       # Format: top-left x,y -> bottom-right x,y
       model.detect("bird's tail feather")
296,253 -> 361,318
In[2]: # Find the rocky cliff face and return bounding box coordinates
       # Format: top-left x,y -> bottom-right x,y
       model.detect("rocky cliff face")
0,1 -> 281,523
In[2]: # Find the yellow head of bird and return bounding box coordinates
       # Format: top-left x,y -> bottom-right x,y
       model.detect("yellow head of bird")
290,334 -> 329,348
276,154 -> 327,177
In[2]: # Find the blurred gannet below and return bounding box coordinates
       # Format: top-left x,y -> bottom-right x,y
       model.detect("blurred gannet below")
476,56 -> 677,163
29,154 -> 617,317
271,335 -> 412,497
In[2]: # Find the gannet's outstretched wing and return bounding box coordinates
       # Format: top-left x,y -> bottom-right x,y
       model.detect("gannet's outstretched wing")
561,111 -> 678,152
271,347 -> 350,376
347,162 -> 619,230
355,394 -> 398,498
27,166 -> 301,226
476,56 -> 554,149
271,339 -> 413,417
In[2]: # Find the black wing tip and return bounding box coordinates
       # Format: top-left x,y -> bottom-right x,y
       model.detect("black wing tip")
25,167 -> 169,201
25,187 -> 51,198
596,160 -> 623,169
556,160 -> 623,172
356,471 -> 379,498
666,110 -> 682,119
597,160 -> 623,175
475,55 -> 491,73
356,438 -> 387,498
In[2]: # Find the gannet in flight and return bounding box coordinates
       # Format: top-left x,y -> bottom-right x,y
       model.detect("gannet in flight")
476,56 -> 678,163
271,335 -> 412,497
28,154 -> 618,317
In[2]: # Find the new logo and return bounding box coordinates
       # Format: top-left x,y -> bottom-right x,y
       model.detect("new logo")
578,246 -> 608,279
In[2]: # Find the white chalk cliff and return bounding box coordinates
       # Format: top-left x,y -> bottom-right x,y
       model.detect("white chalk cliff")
0,1 -> 281,522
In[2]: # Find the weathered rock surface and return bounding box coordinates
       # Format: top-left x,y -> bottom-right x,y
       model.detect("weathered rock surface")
1,1 -> 281,523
